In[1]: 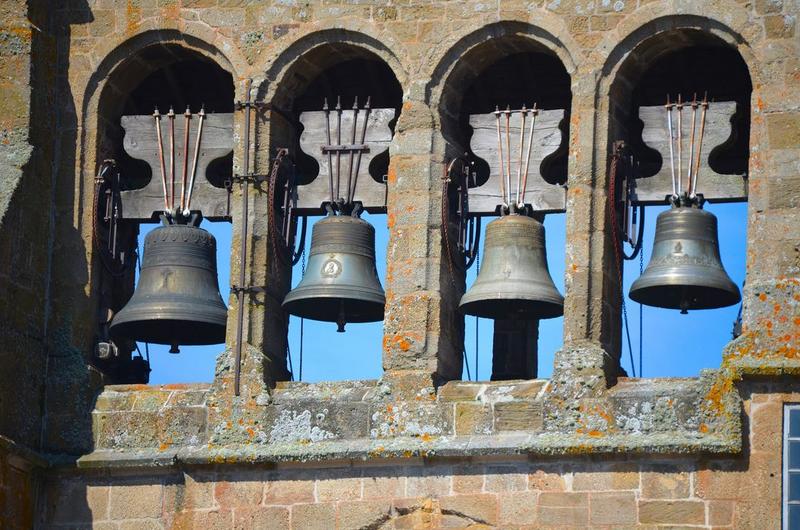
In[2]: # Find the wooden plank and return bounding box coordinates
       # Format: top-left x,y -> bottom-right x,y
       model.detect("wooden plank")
295,107 -> 395,213
119,113 -> 234,220
635,101 -> 746,204
468,109 -> 567,214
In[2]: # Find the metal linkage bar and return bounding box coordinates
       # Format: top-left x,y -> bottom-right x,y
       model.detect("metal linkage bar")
350,97 -> 371,206
181,107 -> 191,212
321,144 -> 370,154
664,93 -> 710,204
233,79 -> 253,397
153,109 -> 170,213
184,107 -> 205,215
493,104 -> 540,214
319,96 -> 373,213
690,94 -> 709,199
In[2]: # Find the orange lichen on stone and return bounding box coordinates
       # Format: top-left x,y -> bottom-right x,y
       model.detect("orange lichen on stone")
759,293 -> 768,301
162,383 -> 190,390
162,2 -> 180,20
704,376 -> 734,416
699,423 -> 709,433
385,335 -> 412,352
125,0 -> 142,34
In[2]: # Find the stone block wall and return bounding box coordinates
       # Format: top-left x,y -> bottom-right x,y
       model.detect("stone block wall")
40,379 -> 790,528
0,0 -> 798,527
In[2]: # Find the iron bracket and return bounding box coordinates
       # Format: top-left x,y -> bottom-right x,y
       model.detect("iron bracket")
231,173 -> 270,185
321,144 -> 370,154
442,156 -> 481,274
231,285 -> 266,294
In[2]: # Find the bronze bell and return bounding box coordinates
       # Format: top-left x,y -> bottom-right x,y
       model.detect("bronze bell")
629,205 -> 740,313
110,223 -> 228,352
460,214 -> 564,320
283,215 -> 385,331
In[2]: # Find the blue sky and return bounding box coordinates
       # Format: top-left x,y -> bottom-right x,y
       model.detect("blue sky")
139,201 -> 747,384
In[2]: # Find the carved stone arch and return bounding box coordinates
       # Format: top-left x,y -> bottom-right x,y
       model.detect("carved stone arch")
425,20 -> 575,190
598,13 -> 759,97
80,29 -> 238,193
257,26 -> 409,110
590,10 -> 755,375
256,28 -> 407,195
595,1 -> 762,89
425,19 -> 580,152
597,14 -> 754,184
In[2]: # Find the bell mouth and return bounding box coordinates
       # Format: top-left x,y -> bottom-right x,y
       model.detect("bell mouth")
459,297 -> 564,320
629,283 -> 741,311
282,296 -> 385,324
110,319 -> 226,346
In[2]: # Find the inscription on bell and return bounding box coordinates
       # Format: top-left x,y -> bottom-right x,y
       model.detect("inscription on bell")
321,258 -> 342,278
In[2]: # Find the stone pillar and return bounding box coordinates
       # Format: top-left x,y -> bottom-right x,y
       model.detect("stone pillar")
491,319 -> 538,380
382,96 -> 462,395
731,64 -> 800,366
0,0 -> 51,450
217,79 -> 290,399
552,73 -> 621,394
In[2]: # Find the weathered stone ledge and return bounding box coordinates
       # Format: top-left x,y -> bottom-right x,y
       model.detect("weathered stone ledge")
65,429 -> 739,471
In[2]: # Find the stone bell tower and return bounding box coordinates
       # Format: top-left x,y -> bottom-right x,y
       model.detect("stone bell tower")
0,1 -> 798,528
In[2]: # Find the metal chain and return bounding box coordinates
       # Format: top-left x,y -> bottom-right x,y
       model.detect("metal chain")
441,164 -> 460,291
609,143 -> 637,377
299,248 -> 306,382
474,250 -> 480,382
638,249 -> 644,378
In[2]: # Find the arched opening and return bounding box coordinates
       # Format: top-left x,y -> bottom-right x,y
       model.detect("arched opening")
94,43 -> 235,384
266,42 -> 403,382
607,28 -> 751,377
437,32 -> 571,381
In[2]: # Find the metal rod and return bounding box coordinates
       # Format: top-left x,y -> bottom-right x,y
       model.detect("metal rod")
181,106 -> 191,211
234,80 -> 252,397
691,94 -> 708,198
335,96 -> 342,203
504,106 -> 512,208
153,109 -> 170,213
516,105 -> 526,207
282,159 -> 293,247
494,107 -> 507,210
687,95 -> 697,201
676,95 -> 683,196
168,107 -> 176,212
323,99 -> 334,206
345,97 -> 359,207
665,97 -> 677,199
350,97 -> 371,206
184,107 -> 205,214
520,103 -> 537,207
